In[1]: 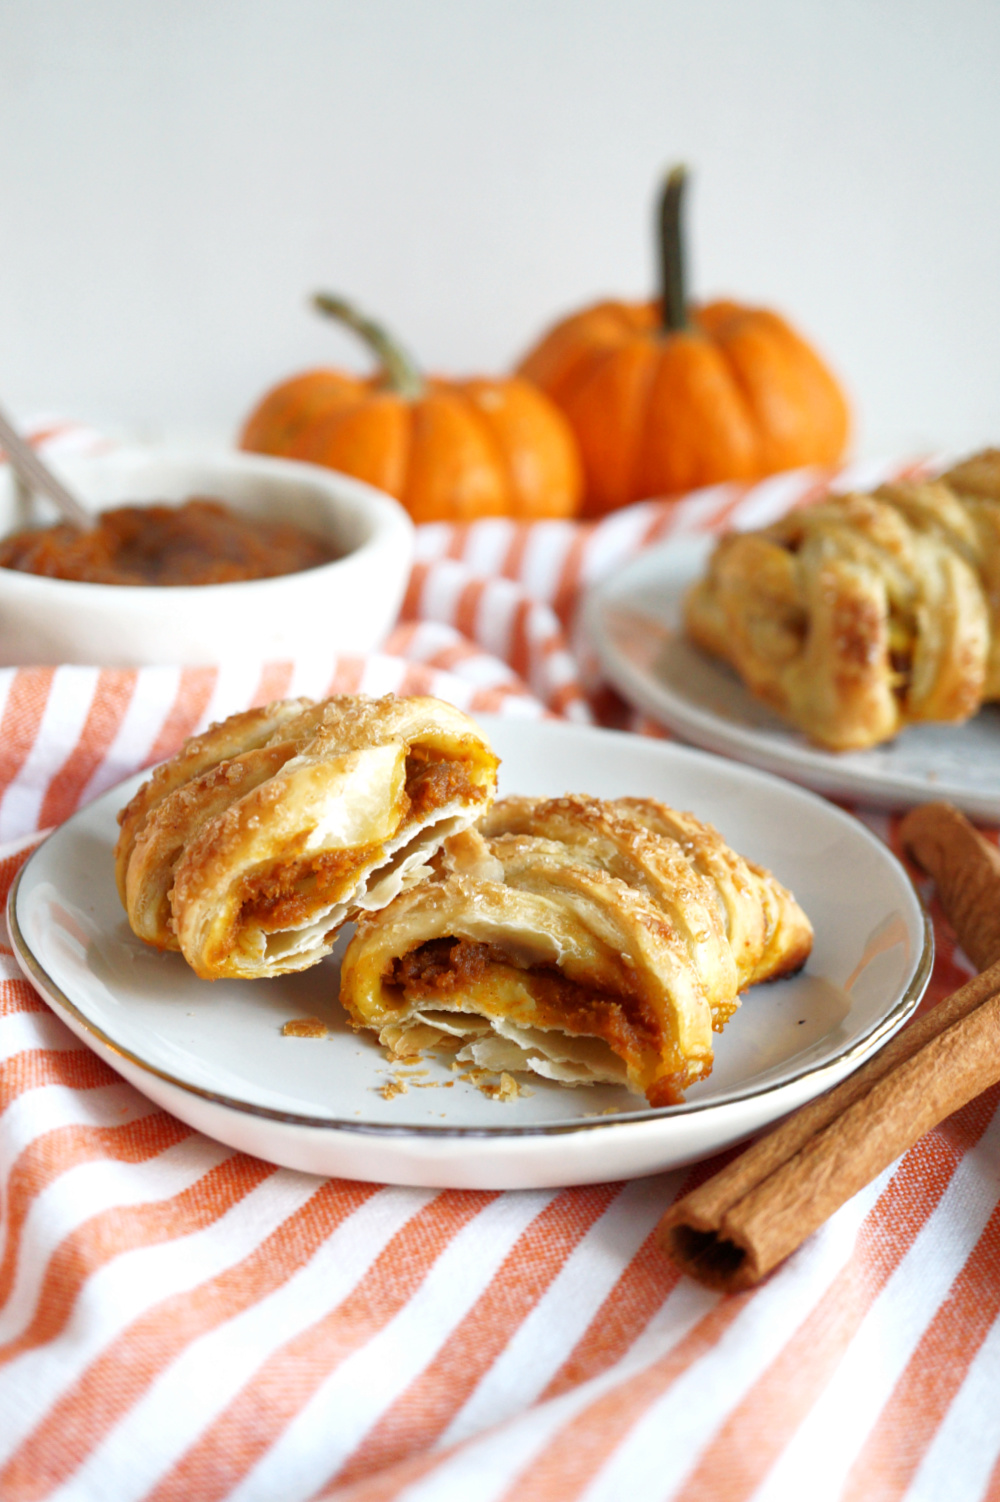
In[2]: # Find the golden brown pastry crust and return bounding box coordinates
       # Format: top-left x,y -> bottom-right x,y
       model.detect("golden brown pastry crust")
683,450 -> 1000,751
339,794 -> 813,1106
115,694 -> 499,979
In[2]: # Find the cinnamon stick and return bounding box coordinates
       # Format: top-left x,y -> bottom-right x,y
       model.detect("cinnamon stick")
900,801 -> 1000,972
658,801 -> 1000,1292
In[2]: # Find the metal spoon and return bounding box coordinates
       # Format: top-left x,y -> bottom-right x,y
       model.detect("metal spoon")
0,403 -> 95,530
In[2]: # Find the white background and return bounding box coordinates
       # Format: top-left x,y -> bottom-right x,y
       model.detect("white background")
1,0 -> 998,464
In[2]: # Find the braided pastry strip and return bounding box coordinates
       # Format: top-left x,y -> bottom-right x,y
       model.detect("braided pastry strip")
683,449 -> 1000,750
339,794 -> 812,1106
115,694 -> 499,979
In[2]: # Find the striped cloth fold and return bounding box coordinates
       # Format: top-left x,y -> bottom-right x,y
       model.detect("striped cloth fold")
1,434 -> 998,1502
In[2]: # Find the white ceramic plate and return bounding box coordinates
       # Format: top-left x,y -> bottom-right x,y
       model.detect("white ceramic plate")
584,536 -> 1000,820
8,717 -> 931,1190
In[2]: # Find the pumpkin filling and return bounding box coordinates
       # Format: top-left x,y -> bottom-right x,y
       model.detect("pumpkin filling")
887,612 -> 914,692
403,753 -> 483,820
383,937 -> 659,1086
239,757 -> 482,933
228,755 -> 488,966
239,844 -> 382,932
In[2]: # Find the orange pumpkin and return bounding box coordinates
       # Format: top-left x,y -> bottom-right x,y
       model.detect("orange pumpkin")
516,167 -> 851,517
240,296 -> 583,524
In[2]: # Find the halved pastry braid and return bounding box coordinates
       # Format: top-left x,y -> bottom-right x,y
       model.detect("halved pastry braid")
683,448 -> 1000,750
339,794 -> 812,1106
115,694 -> 499,979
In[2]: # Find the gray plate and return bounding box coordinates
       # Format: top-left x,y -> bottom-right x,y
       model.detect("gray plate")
585,535 -> 1000,820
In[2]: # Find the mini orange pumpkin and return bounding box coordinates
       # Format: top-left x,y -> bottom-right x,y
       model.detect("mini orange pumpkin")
516,167 -> 851,517
240,296 -> 583,524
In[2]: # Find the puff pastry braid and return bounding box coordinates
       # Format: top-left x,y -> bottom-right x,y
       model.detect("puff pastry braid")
684,449 -> 1000,750
339,794 -> 812,1106
115,694 -> 499,979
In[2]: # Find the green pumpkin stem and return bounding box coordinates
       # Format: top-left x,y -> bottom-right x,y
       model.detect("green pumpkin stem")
312,293 -> 425,399
658,165 -> 690,333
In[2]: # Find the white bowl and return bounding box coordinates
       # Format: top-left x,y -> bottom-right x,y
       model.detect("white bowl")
0,448 -> 415,666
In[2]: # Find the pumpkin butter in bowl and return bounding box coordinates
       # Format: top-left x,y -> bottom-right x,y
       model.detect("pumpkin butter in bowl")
0,448 -> 414,666
0,497 -> 338,586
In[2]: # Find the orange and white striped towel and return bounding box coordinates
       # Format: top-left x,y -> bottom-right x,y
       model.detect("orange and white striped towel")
1,441 -> 998,1502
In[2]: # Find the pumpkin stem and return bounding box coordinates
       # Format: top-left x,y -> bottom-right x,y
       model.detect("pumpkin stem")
312,293 -> 425,399
658,165 -> 690,333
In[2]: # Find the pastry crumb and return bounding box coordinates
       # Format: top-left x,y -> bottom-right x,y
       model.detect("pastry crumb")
379,1076 -> 409,1100
478,1071 -> 525,1102
458,1066 -> 489,1085
281,1016 -> 329,1038
448,1060 -> 529,1100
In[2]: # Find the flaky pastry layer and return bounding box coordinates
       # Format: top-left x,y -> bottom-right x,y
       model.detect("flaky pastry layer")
115,693 -> 499,979
683,449 -> 1000,750
339,794 -> 813,1106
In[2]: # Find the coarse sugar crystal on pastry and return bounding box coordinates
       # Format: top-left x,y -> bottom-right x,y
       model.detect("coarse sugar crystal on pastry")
682,448 -> 1000,751
338,794 -> 813,1107
114,694 -> 499,980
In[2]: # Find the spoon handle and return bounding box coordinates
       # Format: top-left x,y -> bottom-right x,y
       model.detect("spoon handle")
0,406 -> 94,530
